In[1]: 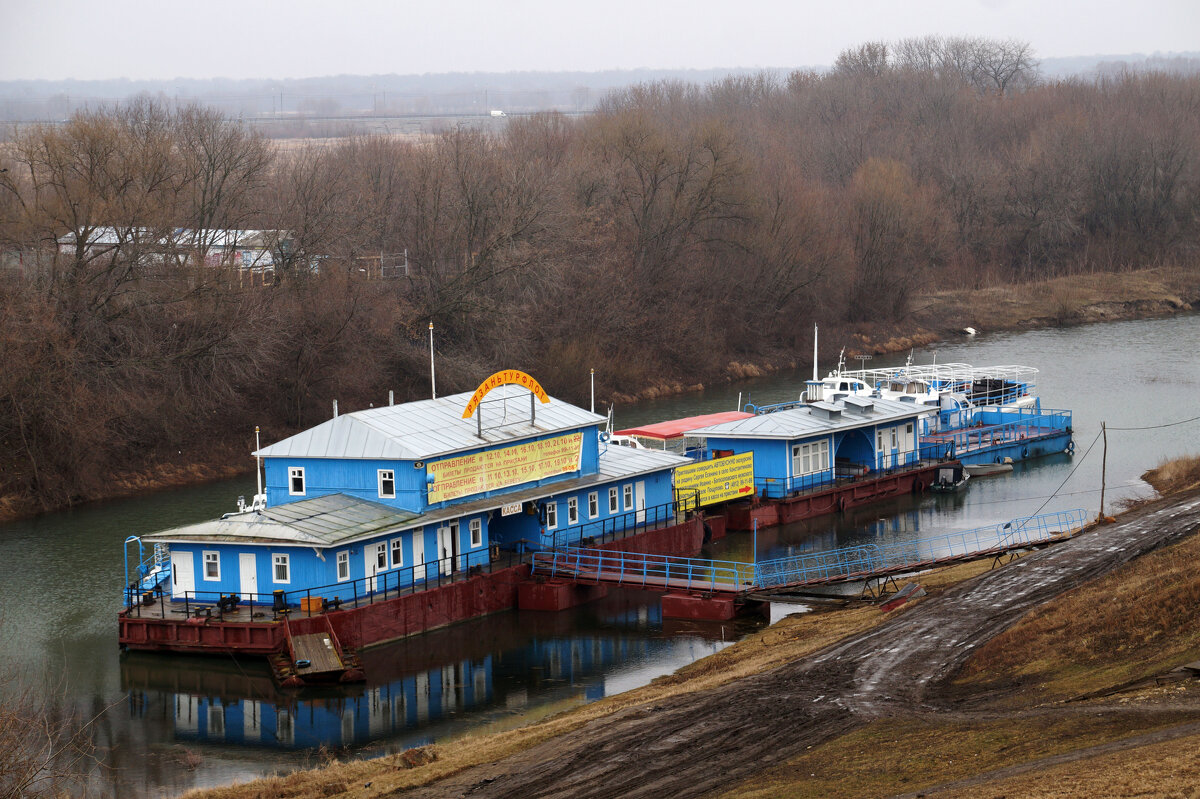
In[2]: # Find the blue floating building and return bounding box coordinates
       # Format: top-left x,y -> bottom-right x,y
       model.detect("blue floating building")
685,396 -> 933,498
143,372 -> 690,605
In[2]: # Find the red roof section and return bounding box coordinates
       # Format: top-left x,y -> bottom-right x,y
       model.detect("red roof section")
616,411 -> 753,440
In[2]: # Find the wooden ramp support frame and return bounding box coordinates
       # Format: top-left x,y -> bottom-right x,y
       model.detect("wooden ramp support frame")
269,617 -> 364,687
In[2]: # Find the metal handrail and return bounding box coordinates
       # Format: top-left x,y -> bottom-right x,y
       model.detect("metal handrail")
549,494 -> 697,550
533,546 -> 755,592
121,547 -> 526,619
935,414 -> 1071,453
754,509 -> 1087,589
753,445 -> 950,500
532,509 -> 1088,593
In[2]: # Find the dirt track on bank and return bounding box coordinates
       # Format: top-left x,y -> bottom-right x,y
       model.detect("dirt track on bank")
389,493 -> 1200,799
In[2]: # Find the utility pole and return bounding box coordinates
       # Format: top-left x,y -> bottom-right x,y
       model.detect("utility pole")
1099,421 -> 1107,519
429,321 -> 437,399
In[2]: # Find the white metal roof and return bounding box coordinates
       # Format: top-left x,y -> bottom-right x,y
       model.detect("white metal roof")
142,493 -> 420,547
255,384 -> 607,461
596,443 -> 692,477
686,396 -> 925,440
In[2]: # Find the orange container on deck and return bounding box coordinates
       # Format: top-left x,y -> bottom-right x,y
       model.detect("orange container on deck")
300,596 -> 325,613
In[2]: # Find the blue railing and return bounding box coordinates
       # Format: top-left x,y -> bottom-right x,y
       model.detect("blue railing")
548,494 -> 698,550
534,509 -> 1087,593
533,547 -> 756,592
974,406 -> 1072,429
753,445 -> 947,500
754,508 -> 1088,589
122,547 -> 513,619
934,409 -> 1072,455
123,536 -> 172,607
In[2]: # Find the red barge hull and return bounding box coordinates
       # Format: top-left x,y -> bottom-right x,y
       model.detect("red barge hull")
723,461 -> 950,531
118,516 -> 717,659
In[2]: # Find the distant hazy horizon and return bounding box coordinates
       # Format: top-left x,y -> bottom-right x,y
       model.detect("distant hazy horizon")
1,0 -> 1197,82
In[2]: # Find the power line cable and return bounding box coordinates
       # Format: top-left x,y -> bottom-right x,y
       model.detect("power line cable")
1104,415 -> 1200,432
1027,428 -> 1105,518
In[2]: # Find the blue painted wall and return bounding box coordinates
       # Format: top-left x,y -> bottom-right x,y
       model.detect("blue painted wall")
167,515 -> 490,604
533,470 -> 677,549
264,426 -> 604,513
701,436 -> 791,481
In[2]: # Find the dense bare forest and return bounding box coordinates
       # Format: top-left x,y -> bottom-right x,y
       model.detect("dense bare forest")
2,37 -> 1199,516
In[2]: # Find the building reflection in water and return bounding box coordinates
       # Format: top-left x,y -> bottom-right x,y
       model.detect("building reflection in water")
121,588 -> 756,755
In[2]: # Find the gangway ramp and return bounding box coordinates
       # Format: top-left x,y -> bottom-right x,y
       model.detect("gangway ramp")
754,508 -> 1088,592
532,548 -> 755,594
532,509 -> 1088,595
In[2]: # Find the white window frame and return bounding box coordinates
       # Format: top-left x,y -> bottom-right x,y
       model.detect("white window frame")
272,553 -> 291,584
588,492 -> 599,519
567,497 -> 579,525
623,484 -> 633,511
288,467 -> 305,496
374,541 -> 387,570
469,518 -> 482,548
378,469 -> 396,499
390,537 -> 404,568
337,551 -> 350,581
202,550 -> 220,581
546,501 -> 558,530
608,487 -> 619,513
792,439 -> 830,477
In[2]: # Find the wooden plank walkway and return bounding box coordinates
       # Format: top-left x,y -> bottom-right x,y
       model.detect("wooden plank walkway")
291,632 -> 345,675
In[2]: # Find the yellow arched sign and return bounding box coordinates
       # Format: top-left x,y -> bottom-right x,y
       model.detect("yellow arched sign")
462,369 -> 549,419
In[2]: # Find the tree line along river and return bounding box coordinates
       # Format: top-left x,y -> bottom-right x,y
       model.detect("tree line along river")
1,314 -> 1196,797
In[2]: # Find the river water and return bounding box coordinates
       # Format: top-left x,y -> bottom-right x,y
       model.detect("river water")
2,314 -> 1197,797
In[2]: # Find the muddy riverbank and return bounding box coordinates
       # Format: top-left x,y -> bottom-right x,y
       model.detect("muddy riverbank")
181,478 -> 1200,799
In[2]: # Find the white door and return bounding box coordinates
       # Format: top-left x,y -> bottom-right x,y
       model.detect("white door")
238,553 -> 257,599
635,481 -> 646,524
365,542 -> 386,592
437,524 -> 458,575
412,531 -> 427,582
170,551 -> 195,599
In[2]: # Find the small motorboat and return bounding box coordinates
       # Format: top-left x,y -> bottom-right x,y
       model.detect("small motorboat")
930,463 -> 970,492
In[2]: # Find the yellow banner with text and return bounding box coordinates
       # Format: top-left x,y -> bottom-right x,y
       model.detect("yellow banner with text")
427,432 -> 584,504
673,452 -> 755,508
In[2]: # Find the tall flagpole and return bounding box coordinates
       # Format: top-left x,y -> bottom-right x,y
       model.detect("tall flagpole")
429,321 -> 437,399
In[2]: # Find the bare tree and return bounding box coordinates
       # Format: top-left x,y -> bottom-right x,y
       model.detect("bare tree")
0,645 -> 98,799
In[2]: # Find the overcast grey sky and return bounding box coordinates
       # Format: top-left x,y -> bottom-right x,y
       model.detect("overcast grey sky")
1,0 -> 1196,81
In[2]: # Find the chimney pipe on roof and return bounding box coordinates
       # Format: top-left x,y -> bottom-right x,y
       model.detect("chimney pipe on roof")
333,399 -> 338,418
389,390 -> 394,406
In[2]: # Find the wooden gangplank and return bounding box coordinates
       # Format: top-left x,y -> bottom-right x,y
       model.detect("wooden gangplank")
291,632 -> 345,675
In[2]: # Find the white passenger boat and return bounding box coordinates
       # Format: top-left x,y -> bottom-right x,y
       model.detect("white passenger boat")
808,350 -> 1039,411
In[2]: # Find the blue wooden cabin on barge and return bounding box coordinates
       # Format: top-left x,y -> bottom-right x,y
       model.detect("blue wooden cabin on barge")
137,372 -> 689,608
686,396 -> 932,498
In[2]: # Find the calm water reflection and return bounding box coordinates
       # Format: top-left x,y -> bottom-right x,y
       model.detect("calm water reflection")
1,314 -> 1196,796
